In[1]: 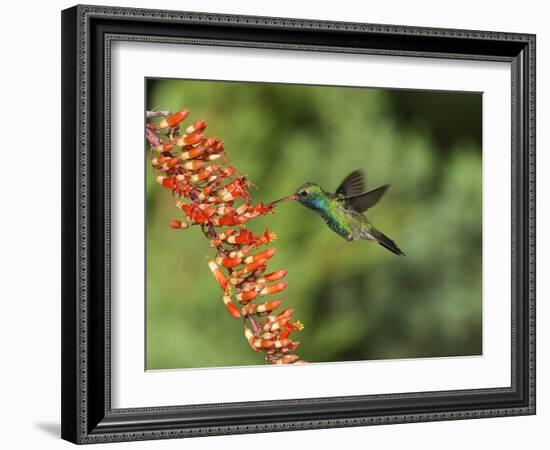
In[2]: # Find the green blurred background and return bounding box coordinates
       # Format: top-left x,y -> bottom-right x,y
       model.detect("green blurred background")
146,79 -> 482,370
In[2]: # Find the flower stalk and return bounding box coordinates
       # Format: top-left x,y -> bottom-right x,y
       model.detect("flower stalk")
146,108 -> 305,365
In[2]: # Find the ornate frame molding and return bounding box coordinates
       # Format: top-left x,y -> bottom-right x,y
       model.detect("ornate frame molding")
61,5 -> 535,444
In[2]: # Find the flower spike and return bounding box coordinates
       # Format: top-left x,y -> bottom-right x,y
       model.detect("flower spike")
147,107 -> 305,364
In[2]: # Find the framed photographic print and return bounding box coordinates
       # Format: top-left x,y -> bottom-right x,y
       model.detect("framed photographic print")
61,4 -> 536,444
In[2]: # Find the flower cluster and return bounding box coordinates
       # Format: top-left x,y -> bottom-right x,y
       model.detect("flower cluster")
146,109 -> 305,365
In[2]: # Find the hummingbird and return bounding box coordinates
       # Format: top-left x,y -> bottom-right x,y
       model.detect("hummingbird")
272,170 -> 405,256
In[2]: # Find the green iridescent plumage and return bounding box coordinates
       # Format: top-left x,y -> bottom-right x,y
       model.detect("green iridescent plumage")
275,171 -> 405,256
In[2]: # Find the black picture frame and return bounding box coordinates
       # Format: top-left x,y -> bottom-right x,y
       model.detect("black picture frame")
61,4 -> 536,444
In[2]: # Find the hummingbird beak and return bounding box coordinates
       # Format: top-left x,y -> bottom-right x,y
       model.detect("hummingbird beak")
271,194 -> 298,205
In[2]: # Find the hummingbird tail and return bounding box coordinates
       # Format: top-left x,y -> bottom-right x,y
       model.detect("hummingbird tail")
368,228 -> 406,256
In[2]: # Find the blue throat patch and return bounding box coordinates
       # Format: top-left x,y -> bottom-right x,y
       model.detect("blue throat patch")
303,195 -> 325,211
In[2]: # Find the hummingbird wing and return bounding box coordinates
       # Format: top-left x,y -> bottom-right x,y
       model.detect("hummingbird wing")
342,184 -> 390,212
335,170 -> 365,197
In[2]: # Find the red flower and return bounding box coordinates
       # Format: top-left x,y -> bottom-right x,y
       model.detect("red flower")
147,108 -> 305,365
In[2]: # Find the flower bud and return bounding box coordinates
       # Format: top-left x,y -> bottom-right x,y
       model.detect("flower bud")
182,160 -> 204,171
185,119 -> 207,135
236,290 -> 259,303
242,300 -> 282,317
216,256 -> 242,269
244,248 -> 275,264
156,176 -> 176,190
203,136 -> 218,149
244,258 -> 267,274
159,109 -> 189,128
153,143 -> 175,152
176,133 -> 204,147
169,220 -> 189,230
165,157 -> 179,168
190,165 -> 220,182
256,270 -> 288,284
223,294 -> 241,318
178,146 -> 206,160
259,282 -> 287,296
208,260 -> 229,289
258,300 -> 283,313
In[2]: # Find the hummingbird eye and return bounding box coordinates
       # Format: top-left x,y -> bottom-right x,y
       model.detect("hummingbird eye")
299,190 -> 308,197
